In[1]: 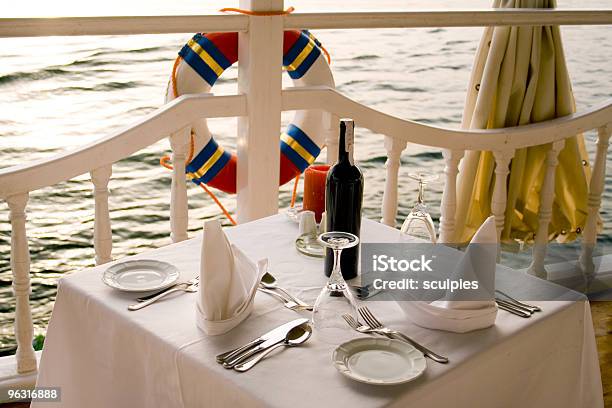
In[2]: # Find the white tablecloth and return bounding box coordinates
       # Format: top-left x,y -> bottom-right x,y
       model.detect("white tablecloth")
33,215 -> 604,408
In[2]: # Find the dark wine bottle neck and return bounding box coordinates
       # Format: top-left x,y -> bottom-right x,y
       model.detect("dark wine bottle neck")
338,132 -> 349,162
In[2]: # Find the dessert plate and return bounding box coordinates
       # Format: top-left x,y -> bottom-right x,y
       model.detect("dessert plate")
333,338 -> 426,385
103,259 -> 179,292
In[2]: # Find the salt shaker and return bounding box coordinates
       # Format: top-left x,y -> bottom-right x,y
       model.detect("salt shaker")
299,210 -> 317,236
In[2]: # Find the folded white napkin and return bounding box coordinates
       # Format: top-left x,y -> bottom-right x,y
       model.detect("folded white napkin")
397,216 -> 498,333
195,220 -> 268,336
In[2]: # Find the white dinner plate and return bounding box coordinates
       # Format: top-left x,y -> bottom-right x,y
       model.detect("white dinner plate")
102,259 -> 180,292
333,338 -> 426,385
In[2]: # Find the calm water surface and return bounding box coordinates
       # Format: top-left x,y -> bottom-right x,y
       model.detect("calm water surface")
0,0 -> 611,353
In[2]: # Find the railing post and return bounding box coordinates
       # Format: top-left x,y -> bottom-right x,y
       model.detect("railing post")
528,141 -> 564,279
580,124 -> 612,286
91,165 -> 113,264
324,112 -> 339,165
492,149 -> 514,243
170,127 -> 191,242
439,149 -> 464,243
7,193 -> 37,374
236,0 -> 284,223
381,136 -> 407,227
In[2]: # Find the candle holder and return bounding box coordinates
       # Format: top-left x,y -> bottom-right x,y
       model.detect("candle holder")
303,165 -> 330,223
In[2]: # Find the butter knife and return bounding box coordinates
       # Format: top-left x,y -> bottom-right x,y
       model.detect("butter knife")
219,318 -> 309,368
137,276 -> 199,302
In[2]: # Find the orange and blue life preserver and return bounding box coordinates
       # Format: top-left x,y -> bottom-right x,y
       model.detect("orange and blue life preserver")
167,30 -> 335,194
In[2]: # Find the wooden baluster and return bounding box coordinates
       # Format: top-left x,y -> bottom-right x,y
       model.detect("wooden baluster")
381,136 -> 408,227
438,149 -> 464,243
324,112 -> 339,165
90,165 -> 113,265
170,127 -> 191,242
528,141 -> 565,279
7,193 -> 37,374
580,124 -> 612,286
491,150 -> 515,244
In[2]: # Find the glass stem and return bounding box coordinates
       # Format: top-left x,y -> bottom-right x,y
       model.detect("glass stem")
328,248 -> 346,291
417,180 -> 425,204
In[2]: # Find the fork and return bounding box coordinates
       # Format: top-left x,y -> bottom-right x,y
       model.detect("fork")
342,314 -> 448,364
356,307 -> 449,364
128,281 -> 200,311
257,287 -> 313,311
137,276 -> 200,302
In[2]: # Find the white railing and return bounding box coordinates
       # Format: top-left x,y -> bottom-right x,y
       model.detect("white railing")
1,3 -> 611,385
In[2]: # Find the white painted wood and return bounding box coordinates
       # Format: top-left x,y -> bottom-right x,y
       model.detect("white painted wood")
281,88 -> 612,151
528,141 -> 565,279
491,150 -> 514,241
324,112 -> 339,165
170,127 -> 191,243
236,0 -> 284,223
0,15 -> 248,37
580,124 -> 612,283
381,136 -> 408,227
90,166 -> 113,265
0,351 -> 41,402
1,90 -> 611,199
439,149 -> 465,243
285,10 -> 612,30
530,254 -> 612,291
0,94 -> 247,199
6,194 -> 37,374
2,9 -> 611,38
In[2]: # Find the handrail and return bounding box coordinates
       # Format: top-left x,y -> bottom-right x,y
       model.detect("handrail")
285,87 -> 612,150
284,9 -> 612,30
1,9 -> 611,38
2,86 -> 611,198
0,94 -> 246,199
0,14 -> 249,37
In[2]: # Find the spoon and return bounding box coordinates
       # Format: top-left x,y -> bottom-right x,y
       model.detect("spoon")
350,283 -> 382,300
259,272 -> 311,308
234,323 -> 312,372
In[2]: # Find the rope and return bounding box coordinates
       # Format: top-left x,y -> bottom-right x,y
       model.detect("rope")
290,173 -> 301,208
220,6 -> 331,65
161,15 -> 313,223
171,56 -> 181,100
159,54 -> 237,225
219,6 -> 295,16
159,139 -> 237,226
320,44 -> 331,65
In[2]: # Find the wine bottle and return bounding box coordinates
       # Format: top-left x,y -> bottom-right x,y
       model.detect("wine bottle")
325,119 -> 364,279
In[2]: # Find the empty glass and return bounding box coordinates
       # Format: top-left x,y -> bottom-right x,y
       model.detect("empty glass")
400,172 -> 438,243
312,231 -> 360,343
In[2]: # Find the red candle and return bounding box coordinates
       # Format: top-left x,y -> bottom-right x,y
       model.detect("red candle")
303,165 -> 330,223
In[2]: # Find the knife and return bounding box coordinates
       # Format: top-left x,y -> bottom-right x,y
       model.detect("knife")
219,318 -> 309,368
137,276 -> 199,302
495,299 -> 531,318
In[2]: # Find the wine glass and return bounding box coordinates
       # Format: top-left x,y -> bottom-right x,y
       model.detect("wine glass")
313,231 -> 360,343
400,172 -> 438,243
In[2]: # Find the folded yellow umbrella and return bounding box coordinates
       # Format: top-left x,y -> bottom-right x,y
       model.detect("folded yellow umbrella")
453,0 -> 592,245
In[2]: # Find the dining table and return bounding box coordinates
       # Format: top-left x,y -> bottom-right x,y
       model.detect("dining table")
32,214 -> 604,408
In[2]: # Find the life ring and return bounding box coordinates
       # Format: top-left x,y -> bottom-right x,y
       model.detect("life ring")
166,30 -> 335,194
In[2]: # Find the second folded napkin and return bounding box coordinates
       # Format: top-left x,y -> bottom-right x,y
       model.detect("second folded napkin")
195,219 -> 268,336
397,216 -> 498,333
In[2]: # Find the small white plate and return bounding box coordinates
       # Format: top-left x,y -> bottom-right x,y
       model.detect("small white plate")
333,338 -> 426,385
102,259 -> 180,292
